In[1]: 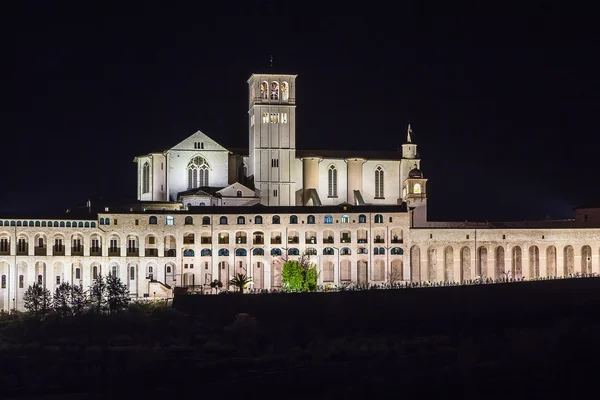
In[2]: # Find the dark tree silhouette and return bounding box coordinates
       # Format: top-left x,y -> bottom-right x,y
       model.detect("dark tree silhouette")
52,282 -> 73,316
89,274 -> 108,314
106,273 -> 130,313
23,283 -> 51,315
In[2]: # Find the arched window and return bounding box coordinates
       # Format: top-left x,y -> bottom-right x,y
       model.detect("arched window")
237,216 -> 246,225
323,247 -> 334,255
272,215 -> 280,224
255,216 -> 263,224
414,183 -> 422,194
184,216 -> 193,225
60,221 -> 65,227
91,222 -> 96,228
341,215 -> 350,223
261,81 -> 268,99
201,249 -> 212,256
391,247 -> 403,255
290,215 -> 298,224
218,249 -> 229,256
77,222 -> 82,228
306,247 -> 317,255
75,268 -> 81,279
183,249 -> 195,257
166,265 -> 172,273
374,214 -> 383,223
235,248 -> 247,256
281,81 -> 289,101
358,214 -> 367,223
130,266 -> 135,280
324,215 -> 333,224
288,248 -> 300,256
270,81 -> 279,100
84,222 -> 90,228
375,166 -> 384,198
66,222 -> 71,227
149,216 -> 157,225
111,265 -> 118,277
219,216 -> 228,225
35,221 -> 41,227
92,266 -> 98,280
236,190 -> 242,198
328,165 -> 338,197
341,247 -> 351,255
100,218 -> 105,225
202,216 -> 210,225
253,248 -> 264,256
270,248 -> 282,256
104,218 -> 110,225
307,215 -> 315,224
142,162 -> 150,194
187,156 -> 210,189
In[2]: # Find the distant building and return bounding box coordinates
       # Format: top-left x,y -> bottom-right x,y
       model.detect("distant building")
0,72 -> 597,311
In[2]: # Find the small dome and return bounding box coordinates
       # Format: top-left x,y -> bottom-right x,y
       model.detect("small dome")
408,167 -> 423,178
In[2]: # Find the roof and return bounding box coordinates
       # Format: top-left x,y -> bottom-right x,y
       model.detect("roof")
101,203 -> 408,215
296,149 -> 405,161
178,187 -> 225,197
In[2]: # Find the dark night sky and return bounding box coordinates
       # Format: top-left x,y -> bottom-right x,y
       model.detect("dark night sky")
2,2 -> 598,221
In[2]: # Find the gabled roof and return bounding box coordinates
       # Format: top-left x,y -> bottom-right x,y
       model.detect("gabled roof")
169,130 -> 229,152
217,182 -> 256,197
177,187 -> 225,198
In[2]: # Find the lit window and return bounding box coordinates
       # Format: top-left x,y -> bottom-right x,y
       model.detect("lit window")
262,113 -> 269,123
251,114 -> 255,126
281,113 -> 288,123
270,81 -> 279,100
270,113 -> 279,123
261,81 -> 268,99
281,81 -> 289,101
341,215 -> 350,223
166,216 -> 174,226
414,183 -> 422,194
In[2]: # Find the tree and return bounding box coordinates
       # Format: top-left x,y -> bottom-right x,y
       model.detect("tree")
387,265 -> 403,286
209,279 -> 223,294
282,261 -> 305,291
52,282 -> 73,316
106,273 -> 130,313
229,273 -> 253,294
71,282 -> 88,315
89,274 -> 108,314
23,283 -> 52,315
282,251 -> 319,292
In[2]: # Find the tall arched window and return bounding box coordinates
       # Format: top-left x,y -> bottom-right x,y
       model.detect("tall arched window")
414,183 -> 422,194
281,81 -> 289,101
328,165 -> 337,197
261,81 -> 268,99
270,81 -> 279,100
375,166 -> 384,198
187,156 -> 210,189
142,162 -> 150,194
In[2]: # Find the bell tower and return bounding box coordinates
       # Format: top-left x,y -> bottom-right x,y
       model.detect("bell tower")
400,123 -> 422,202
247,73 -> 299,206
405,164 -> 428,227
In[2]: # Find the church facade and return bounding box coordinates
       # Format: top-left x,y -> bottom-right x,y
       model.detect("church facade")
0,72 -> 598,311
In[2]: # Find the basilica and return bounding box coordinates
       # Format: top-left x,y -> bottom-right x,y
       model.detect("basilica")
0,72 -> 598,311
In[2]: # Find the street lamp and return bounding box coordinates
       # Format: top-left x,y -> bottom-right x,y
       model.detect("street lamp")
331,246 -> 340,285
